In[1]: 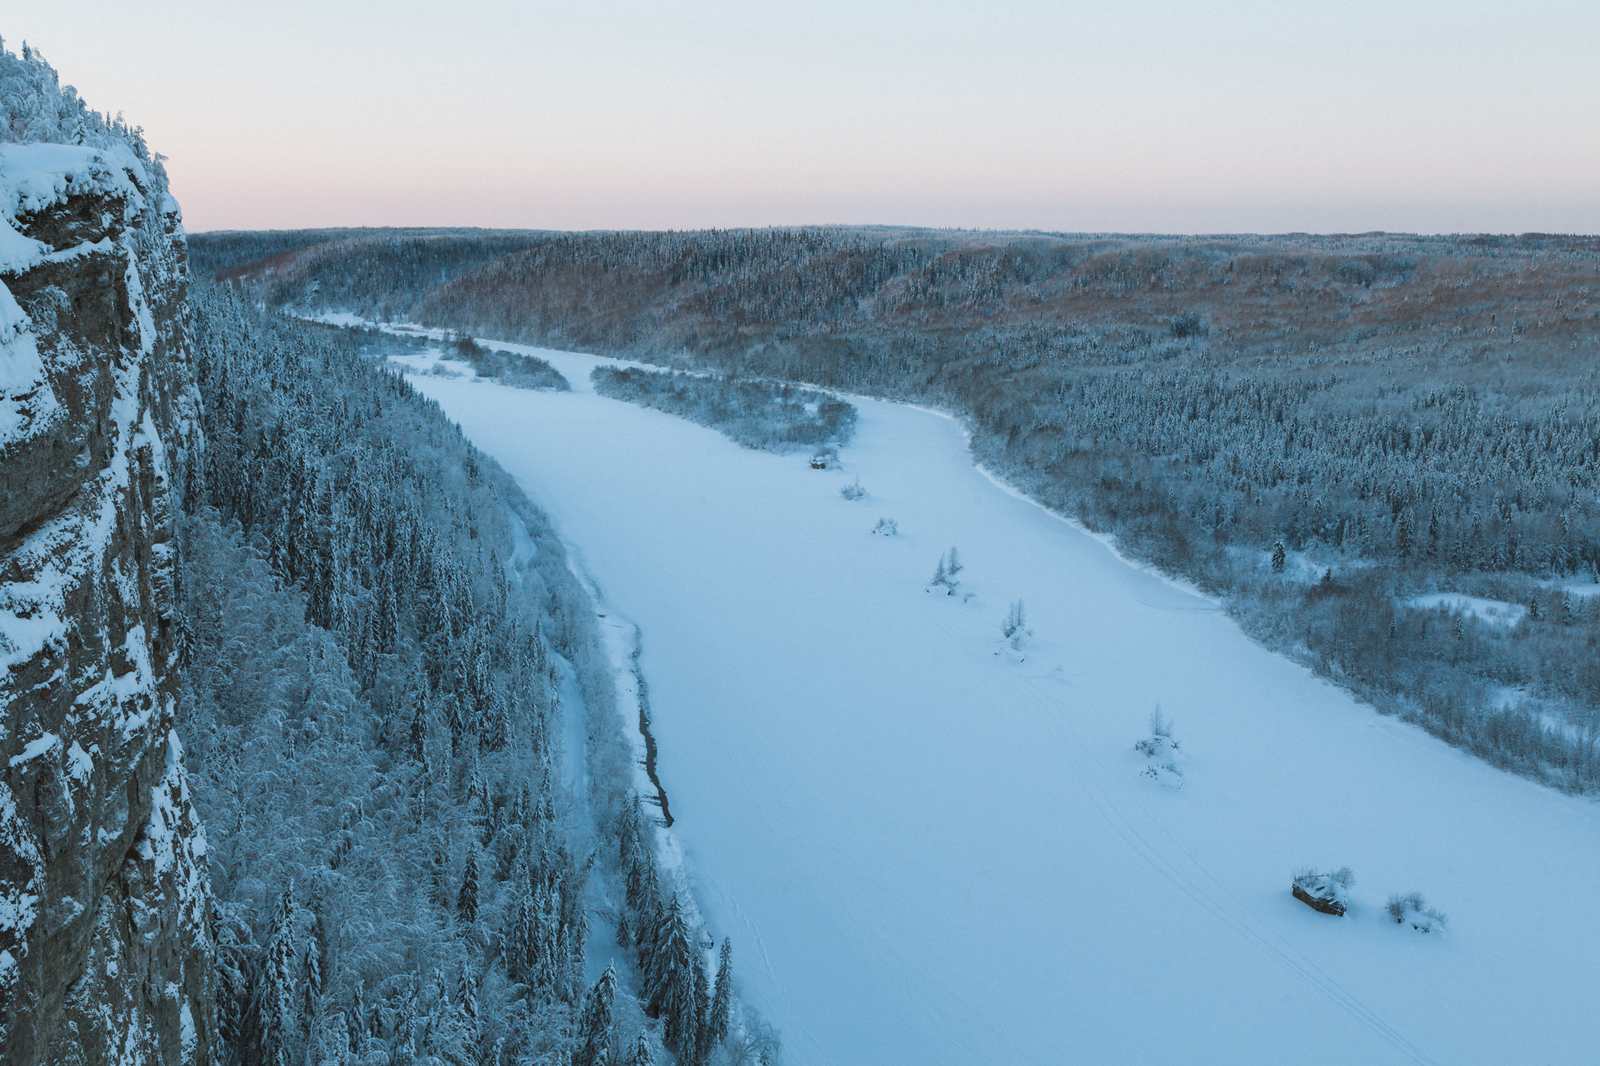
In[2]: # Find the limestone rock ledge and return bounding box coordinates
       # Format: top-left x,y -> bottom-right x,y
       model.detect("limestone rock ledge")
0,141 -> 212,1065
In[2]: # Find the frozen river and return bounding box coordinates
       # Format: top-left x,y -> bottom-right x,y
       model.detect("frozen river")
399,340 -> 1600,1066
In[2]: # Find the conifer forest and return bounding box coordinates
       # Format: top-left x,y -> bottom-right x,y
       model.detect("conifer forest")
180,288 -> 752,1065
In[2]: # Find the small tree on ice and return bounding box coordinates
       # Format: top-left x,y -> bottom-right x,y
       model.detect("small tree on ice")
1135,706 -> 1183,787
929,547 -> 963,594
1135,707 -> 1179,759
1001,599 -> 1026,640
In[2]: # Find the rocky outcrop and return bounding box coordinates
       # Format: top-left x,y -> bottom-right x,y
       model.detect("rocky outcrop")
0,140 -> 212,1064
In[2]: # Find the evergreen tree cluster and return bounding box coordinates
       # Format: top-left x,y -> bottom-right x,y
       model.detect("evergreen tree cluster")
442,335 -> 571,392
609,800 -> 749,1066
1,37 -> 166,188
180,283 -> 600,1064
590,366 -> 855,454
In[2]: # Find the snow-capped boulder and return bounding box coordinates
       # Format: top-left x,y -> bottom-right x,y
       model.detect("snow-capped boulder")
1292,867 -> 1354,916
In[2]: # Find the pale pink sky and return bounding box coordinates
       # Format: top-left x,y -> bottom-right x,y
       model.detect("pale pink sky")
9,1 -> 1599,234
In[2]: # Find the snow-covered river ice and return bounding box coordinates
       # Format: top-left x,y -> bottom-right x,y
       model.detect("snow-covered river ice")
396,340 -> 1600,1066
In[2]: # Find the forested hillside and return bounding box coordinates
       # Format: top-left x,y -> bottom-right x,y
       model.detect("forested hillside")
194,231 -> 550,324
191,226 -> 1600,789
180,286 -> 755,1065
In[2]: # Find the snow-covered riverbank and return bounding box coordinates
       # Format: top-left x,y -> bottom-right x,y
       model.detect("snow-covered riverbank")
394,338 -> 1600,1066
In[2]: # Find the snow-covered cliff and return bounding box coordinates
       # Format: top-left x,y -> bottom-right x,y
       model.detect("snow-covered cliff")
1,51 -> 213,1065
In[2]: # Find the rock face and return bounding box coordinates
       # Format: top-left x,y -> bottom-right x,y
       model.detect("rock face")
0,141 -> 213,1063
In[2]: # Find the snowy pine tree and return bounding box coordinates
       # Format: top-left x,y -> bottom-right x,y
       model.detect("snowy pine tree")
456,963 -> 479,1027
429,833 -> 450,910
692,950 -> 713,1064
507,881 -> 540,988
485,688 -> 511,751
302,908 -> 326,1036
573,964 -> 617,1066
408,690 -> 431,767
257,887 -> 301,1066
457,846 -> 480,926
707,939 -> 733,1051
645,894 -> 699,1059
616,909 -> 633,950
445,693 -> 466,757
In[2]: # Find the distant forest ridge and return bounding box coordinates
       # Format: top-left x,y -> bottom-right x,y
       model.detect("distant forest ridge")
190,225 -> 1600,336
190,225 -> 1600,270
196,225 -> 1600,791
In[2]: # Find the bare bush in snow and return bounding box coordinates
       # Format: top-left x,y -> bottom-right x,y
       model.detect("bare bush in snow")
1387,892 -> 1447,932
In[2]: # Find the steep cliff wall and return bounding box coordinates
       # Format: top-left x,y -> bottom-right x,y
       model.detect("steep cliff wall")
0,135 -> 213,1063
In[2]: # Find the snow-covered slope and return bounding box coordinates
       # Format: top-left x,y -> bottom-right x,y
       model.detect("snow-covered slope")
396,341 -> 1600,1066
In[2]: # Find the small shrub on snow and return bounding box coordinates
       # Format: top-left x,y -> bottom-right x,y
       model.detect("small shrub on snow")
840,477 -> 867,501
1292,867 -> 1355,916
1134,707 -> 1179,759
928,547 -> 963,594
1386,892 -> 1447,932
1141,760 -> 1183,788
871,517 -> 898,536
1135,706 -> 1183,787
998,592 -> 1024,633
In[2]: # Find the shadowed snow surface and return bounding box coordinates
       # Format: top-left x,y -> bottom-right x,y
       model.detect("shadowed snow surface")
397,342 -> 1600,1066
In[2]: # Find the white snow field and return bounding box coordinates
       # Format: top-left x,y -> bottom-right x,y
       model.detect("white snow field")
395,342 -> 1600,1066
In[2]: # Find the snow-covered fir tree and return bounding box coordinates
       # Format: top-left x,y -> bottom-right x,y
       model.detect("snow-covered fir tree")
573,964 -> 618,1066
646,894 -> 701,1059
